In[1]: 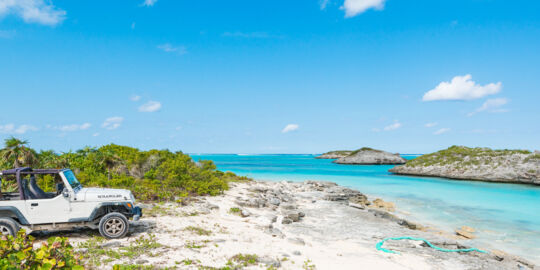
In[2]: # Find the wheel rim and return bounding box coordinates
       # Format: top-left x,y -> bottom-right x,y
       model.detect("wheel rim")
104,218 -> 125,237
0,225 -> 11,236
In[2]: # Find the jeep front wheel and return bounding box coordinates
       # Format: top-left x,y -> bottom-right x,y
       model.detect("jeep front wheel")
0,218 -> 19,237
98,212 -> 129,239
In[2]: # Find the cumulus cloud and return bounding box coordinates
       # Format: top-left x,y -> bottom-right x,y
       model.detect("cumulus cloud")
0,0 -> 66,26
157,43 -> 187,55
102,117 -> 123,130
130,95 -> 141,101
425,122 -> 438,128
0,123 -> 38,134
423,74 -> 502,101
281,124 -> 299,133
138,101 -> 162,112
434,128 -> 451,135
341,0 -> 385,17
383,121 -> 402,131
141,0 -> 157,7
55,123 -> 91,132
468,98 -> 509,117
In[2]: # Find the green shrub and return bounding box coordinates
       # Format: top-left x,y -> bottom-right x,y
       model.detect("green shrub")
0,230 -> 83,270
0,140 -> 251,202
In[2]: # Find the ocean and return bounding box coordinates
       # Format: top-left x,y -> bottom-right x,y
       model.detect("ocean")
190,154 -> 540,264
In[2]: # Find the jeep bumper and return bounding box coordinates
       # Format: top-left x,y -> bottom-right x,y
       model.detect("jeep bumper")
131,206 -> 142,221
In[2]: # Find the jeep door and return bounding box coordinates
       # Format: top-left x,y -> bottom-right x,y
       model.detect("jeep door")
25,195 -> 71,224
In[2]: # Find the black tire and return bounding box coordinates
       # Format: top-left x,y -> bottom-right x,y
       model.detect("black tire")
0,218 -> 19,237
98,212 -> 129,239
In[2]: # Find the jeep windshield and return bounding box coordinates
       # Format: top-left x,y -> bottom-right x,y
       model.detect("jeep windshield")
63,169 -> 82,191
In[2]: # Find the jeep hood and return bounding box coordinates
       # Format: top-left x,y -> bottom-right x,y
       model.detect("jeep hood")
75,188 -> 134,202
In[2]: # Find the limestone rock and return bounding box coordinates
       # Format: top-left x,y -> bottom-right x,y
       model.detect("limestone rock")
334,148 -> 406,165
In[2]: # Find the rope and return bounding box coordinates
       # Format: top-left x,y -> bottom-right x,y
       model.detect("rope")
376,236 -> 488,254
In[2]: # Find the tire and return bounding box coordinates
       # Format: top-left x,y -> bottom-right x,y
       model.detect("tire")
98,212 -> 129,239
0,218 -> 19,237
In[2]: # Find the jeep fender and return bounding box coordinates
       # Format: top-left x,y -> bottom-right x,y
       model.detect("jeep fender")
76,202 -> 133,223
0,206 -> 29,225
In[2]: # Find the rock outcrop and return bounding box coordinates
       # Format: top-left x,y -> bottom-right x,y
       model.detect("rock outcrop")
333,148 -> 406,165
315,151 -> 353,159
389,146 -> 540,185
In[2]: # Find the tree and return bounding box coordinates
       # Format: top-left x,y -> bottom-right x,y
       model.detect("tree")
0,137 -> 38,168
97,150 -> 123,180
38,150 -> 68,169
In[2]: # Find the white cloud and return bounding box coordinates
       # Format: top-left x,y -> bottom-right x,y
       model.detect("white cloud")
0,123 -> 38,134
130,95 -> 141,101
92,133 -> 100,137
222,32 -> 282,39
102,117 -> 123,130
341,0 -> 385,17
55,123 -> 91,132
383,121 -> 402,131
0,0 -> 66,26
468,98 -> 509,116
434,128 -> 451,135
157,43 -> 187,55
320,0 -> 330,10
423,74 -> 502,101
425,122 -> 438,128
281,124 -> 299,133
138,101 -> 162,112
141,0 -> 157,7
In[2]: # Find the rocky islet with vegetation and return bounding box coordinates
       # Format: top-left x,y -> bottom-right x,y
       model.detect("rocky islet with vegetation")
390,146 -> 540,185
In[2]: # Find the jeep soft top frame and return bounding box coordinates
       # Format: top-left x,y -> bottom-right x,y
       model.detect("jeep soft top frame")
0,167 -> 64,201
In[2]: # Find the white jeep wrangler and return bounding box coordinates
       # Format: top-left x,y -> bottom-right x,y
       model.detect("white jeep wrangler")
0,167 -> 142,239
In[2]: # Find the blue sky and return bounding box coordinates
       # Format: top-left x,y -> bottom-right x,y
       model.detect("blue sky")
0,0 -> 539,154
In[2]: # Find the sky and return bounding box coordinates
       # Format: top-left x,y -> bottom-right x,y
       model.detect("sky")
0,0 -> 539,154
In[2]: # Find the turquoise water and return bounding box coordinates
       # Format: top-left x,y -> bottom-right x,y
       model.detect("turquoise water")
190,154 -> 540,263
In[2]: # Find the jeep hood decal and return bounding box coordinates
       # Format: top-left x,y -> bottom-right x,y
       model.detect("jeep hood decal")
75,188 -> 133,202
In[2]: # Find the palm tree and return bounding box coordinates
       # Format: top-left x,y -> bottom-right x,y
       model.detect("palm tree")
39,150 -> 68,169
0,137 -> 38,168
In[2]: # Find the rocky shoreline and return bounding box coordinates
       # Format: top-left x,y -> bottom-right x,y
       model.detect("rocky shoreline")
47,180 -> 538,269
390,146 -> 540,185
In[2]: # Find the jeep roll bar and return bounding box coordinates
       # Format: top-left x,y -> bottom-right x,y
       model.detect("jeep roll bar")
0,167 -> 64,200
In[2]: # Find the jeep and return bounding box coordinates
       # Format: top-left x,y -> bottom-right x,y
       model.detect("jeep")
0,167 -> 142,239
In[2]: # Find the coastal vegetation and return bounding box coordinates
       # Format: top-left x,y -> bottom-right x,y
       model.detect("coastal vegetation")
0,137 -> 250,201
0,230 -> 83,269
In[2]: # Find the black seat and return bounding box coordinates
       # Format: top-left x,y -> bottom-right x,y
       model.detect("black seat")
28,176 -> 50,199
21,179 -> 37,200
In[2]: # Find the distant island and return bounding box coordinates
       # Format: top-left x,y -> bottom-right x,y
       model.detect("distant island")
316,148 -> 407,165
315,150 -> 353,159
390,146 -> 540,185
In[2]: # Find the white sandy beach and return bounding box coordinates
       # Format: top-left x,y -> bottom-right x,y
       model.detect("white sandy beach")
56,181 -> 536,270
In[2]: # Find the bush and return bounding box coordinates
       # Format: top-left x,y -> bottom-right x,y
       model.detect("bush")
0,141 -> 251,202
0,230 -> 83,269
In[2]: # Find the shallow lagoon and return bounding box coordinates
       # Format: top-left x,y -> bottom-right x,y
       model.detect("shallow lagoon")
191,154 -> 540,264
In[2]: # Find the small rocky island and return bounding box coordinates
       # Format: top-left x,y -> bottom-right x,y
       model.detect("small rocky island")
319,147 -> 407,165
390,146 -> 540,185
315,150 -> 353,159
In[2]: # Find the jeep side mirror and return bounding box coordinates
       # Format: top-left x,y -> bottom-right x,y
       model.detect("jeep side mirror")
62,189 -> 70,198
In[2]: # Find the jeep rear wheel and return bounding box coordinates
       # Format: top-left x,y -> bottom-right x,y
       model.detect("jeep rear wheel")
0,218 -> 19,237
99,212 -> 129,239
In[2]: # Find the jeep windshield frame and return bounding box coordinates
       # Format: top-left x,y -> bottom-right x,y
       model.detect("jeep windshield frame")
61,169 -> 82,192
